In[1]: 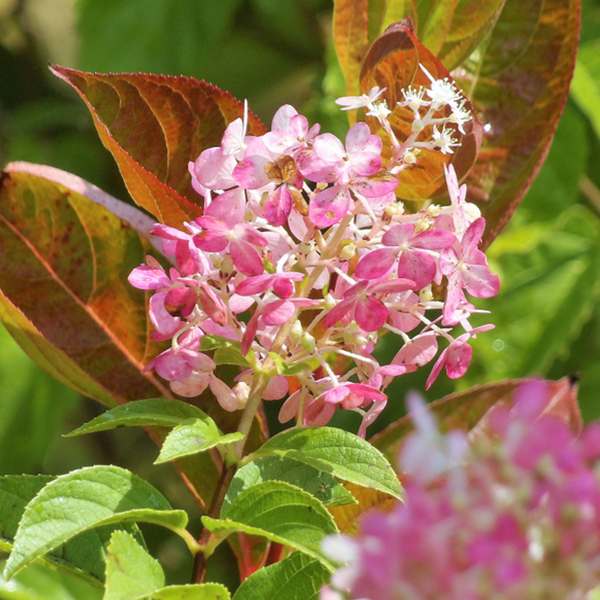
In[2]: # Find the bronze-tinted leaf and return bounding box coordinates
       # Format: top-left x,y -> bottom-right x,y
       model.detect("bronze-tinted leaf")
328,482 -> 398,534
360,22 -> 482,200
462,0 -> 580,247
0,165 -> 169,406
436,0 -> 507,69
50,65 -> 266,228
370,377 -> 581,463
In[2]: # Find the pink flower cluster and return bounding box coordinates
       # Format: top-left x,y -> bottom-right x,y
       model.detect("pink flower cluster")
129,73 -> 499,434
322,382 -> 600,600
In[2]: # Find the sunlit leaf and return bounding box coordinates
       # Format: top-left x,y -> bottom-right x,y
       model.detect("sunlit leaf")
203,481 -> 338,568
254,427 -> 402,499
104,531 -> 164,600
0,166 -> 168,407
149,584 -> 231,599
4,466 -> 188,580
223,456 -> 356,512
155,422 -> 243,464
50,65 -> 266,228
65,399 -> 210,437
0,475 -> 143,588
233,551 -> 331,600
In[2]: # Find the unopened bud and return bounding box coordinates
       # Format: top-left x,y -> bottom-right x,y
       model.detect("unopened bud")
299,241 -> 313,255
420,285 -> 433,303
219,254 -> 234,275
290,319 -> 303,345
301,331 -> 316,354
385,201 -> 405,217
324,293 -> 336,311
233,381 -> 250,410
426,204 -> 441,217
403,150 -> 418,165
411,119 -> 424,133
341,242 -> 357,261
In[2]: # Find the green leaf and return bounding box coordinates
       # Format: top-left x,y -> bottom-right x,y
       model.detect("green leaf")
103,531 -> 164,600
202,481 -> 338,568
0,165 -> 169,407
267,353 -> 313,376
0,475 -> 142,588
199,335 -> 239,352
224,456 -> 356,513
155,422 -> 244,464
65,399 -> 210,437
571,46 -> 600,140
233,551 -> 331,600
214,346 -> 249,367
50,66 -> 266,228
149,584 -> 231,599
4,466 -> 188,580
0,324 -> 79,474
253,427 -> 402,500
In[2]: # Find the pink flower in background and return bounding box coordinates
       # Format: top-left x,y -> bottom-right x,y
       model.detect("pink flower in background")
323,385 -> 600,600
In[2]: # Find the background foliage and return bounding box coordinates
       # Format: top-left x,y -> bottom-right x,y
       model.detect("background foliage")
1,0 -> 600,596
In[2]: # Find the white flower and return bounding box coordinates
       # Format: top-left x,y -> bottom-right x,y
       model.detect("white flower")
432,125 -> 459,154
335,86 -> 387,111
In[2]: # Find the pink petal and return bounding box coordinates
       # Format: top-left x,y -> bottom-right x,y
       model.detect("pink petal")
271,104 -> 298,131
462,217 -> 486,255
198,283 -> 228,326
193,230 -> 228,252
345,122 -> 372,153
309,185 -> 350,227
369,278 -> 416,295
355,247 -> 397,280
313,133 -> 345,162
209,376 -> 238,412
233,155 -> 272,189
445,338 -> 473,379
411,229 -> 457,250
355,176 -> 398,198
320,386 -> 351,405
128,264 -> 170,290
180,349 -> 215,373
355,296 -> 388,332
394,333 -> 438,367
347,153 -> 382,178
262,300 -> 295,326
149,291 -> 181,336
273,274 -> 298,298
241,309 -> 261,355
396,250 -> 437,290
263,375 -> 289,400
279,389 -> 303,423
193,147 -> 237,190
237,224 -> 269,248
164,286 -> 196,318
230,239 -> 264,277
382,223 -> 414,247
170,372 -> 210,398
235,274 -> 274,296
264,186 -> 293,226
206,187 -> 246,228
345,383 -> 386,401
322,297 -> 356,329
154,349 -> 192,381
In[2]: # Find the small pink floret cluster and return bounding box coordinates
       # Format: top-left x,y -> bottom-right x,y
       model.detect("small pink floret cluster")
322,381 -> 600,600
129,75 -> 499,434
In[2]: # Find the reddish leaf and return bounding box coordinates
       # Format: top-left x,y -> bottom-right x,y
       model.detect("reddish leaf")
462,0 -> 580,247
0,164 -> 169,406
328,482 -> 398,534
360,22 -> 482,200
370,377 -> 582,463
50,65 -> 267,229
436,0 -> 507,69
334,0 -> 388,102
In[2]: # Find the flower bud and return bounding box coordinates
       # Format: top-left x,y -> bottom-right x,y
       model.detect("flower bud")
232,381 -> 250,409
324,293 -> 336,311
420,285 -> 433,303
341,242 -> 357,261
290,319 -> 303,345
301,331 -> 316,354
